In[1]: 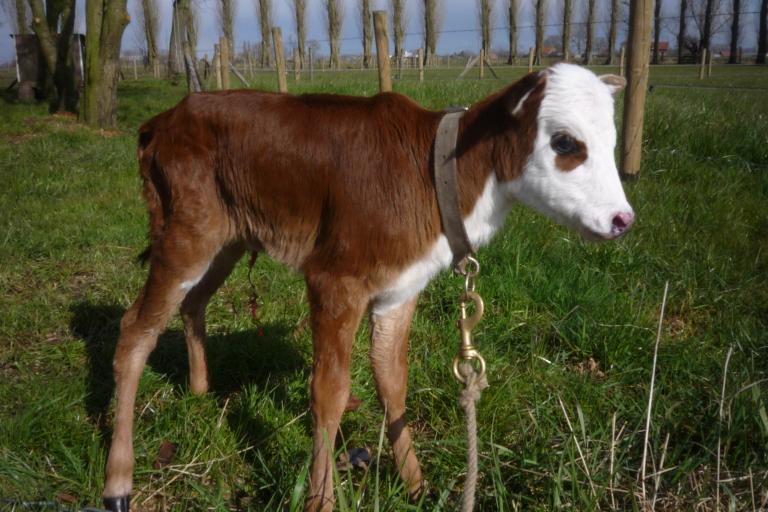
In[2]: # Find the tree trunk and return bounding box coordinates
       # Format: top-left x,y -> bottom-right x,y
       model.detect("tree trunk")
562,0 -> 571,61
701,0 -> 714,51
184,0 -> 197,57
361,0 -> 371,67
326,0 -> 342,69
478,0 -> 492,56
176,0 -> 199,91
583,0 -> 595,64
258,0 -> 272,67
507,0 -> 517,64
82,0 -> 130,128
28,0 -> 77,112
141,0 -> 158,71
758,0 -> 767,64
677,0 -> 687,62
292,0 -> 306,71
605,0 -> 619,64
16,0 -> 28,33
219,0 -> 234,59
535,0 -> 545,65
423,0 -> 438,66
653,0 -> 662,64
728,0 -> 740,63
168,0 -> 184,76
391,0 -> 405,70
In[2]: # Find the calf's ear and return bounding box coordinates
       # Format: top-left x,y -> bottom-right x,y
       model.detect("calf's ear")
507,70 -> 548,119
599,74 -> 626,98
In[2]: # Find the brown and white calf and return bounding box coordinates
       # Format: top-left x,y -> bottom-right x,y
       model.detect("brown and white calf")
102,64 -> 633,512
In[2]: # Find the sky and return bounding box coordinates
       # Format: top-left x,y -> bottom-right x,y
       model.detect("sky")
0,0 -> 762,65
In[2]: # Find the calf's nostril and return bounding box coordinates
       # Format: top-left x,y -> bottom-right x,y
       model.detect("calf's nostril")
611,212 -> 635,232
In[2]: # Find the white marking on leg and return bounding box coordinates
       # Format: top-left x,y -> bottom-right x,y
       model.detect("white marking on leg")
179,263 -> 210,292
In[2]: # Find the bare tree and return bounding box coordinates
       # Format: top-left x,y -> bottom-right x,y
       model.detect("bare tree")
653,0 -> 662,63
477,0 -> 492,56
140,0 -> 159,70
82,0 -> 130,127
326,0 -> 343,69
727,0 -> 740,63
535,0 -> 546,65
256,0 -> 272,67
28,0 -> 77,111
507,0 -> 518,63
677,0 -> 687,61
291,0 -> 306,71
216,0 -> 236,58
562,0 -> 572,60
358,0 -> 371,67
605,0 -> 619,64
759,0 -> 767,64
689,0 -> 728,54
421,0 -> 442,65
583,0 -> 595,64
391,0 -> 406,67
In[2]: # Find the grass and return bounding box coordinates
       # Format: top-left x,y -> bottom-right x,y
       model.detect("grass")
1,63 -> 767,510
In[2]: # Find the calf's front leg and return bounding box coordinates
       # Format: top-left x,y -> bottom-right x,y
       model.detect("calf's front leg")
304,275 -> 368,512
369,297 -> 424,497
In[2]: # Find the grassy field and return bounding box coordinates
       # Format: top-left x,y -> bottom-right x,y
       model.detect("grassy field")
1,64 -> 767,511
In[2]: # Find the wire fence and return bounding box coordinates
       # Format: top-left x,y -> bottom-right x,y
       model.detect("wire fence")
127,8 -> 764,61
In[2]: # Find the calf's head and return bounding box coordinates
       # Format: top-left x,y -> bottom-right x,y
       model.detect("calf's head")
507,64 -> 634,240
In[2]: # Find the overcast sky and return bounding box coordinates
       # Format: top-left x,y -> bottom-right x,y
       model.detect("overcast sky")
1,0 -> 761,65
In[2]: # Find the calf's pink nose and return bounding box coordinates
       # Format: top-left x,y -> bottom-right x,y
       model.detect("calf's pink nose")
611,211 -> 635,235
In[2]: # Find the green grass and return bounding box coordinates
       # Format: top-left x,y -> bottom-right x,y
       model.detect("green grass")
1,64 -> 767,510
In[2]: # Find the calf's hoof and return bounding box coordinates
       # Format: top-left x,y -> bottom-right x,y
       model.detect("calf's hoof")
103,495 -> 130,512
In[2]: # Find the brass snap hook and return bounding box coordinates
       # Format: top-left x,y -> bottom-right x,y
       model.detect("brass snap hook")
452,290 -> 487,383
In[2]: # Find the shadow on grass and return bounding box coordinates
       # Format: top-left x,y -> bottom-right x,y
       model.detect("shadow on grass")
68,301 -> 308,435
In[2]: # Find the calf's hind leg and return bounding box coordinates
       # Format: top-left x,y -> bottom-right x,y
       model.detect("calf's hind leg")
369,297 -> 424,497
180,243 -> 246,394
103,232 -> 224,512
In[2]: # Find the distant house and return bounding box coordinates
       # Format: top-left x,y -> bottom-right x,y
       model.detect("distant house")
651,41 -> 670,61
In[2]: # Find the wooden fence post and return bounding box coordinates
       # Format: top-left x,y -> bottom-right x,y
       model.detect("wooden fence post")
528,47 -> 535,72
213,44 -> 222,89
418,47 -> 424,83
620,0 -> 653,178
373,11 -> 392,92
479,48 -> 485,79
220,36 -> 230,89
699,48 -> 707,79
707,49 -> 713,77
133,57 -> 138,80
272,27 -> 287,92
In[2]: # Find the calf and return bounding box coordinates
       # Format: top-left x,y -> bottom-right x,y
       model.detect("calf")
102,64 -> 633,512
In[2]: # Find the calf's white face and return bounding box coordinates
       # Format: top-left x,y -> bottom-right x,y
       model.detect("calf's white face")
508,64 -> 635,240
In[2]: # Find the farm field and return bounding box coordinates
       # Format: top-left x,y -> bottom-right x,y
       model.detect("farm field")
1,64 -> 767,510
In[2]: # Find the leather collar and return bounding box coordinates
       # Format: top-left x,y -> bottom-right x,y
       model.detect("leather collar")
433,109 -> 475,270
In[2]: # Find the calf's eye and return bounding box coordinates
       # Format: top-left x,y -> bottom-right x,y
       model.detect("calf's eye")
551,133 -> 578,155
